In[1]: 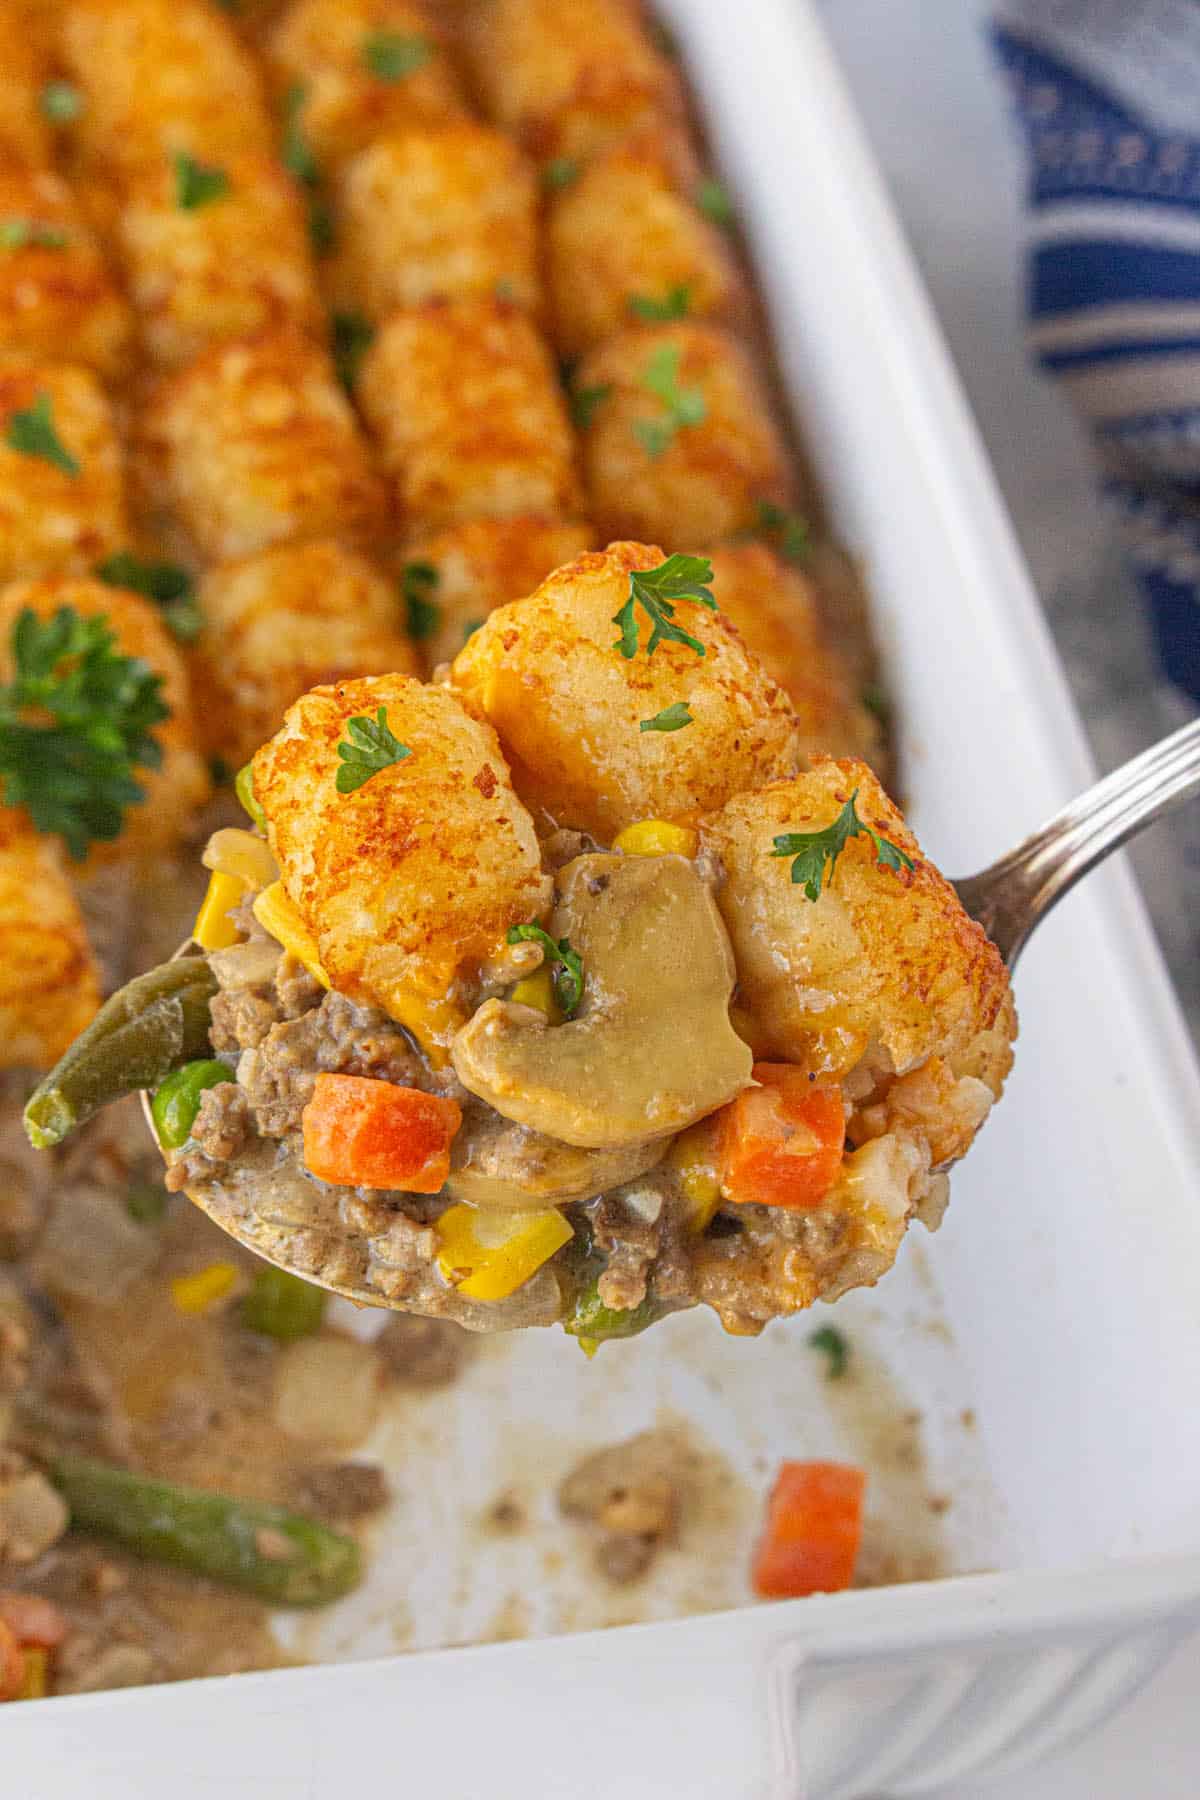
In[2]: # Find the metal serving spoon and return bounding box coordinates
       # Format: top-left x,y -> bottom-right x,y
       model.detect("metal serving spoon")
140,715 -> 1200,1310
953,713 -> 1200,968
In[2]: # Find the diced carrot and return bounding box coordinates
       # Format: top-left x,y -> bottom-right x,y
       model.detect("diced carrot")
0,1619 -> 25,1702
0,1593 -> 68,1648
718,1064 -> 845,1209
301,1073 -> 462,1192
752,1460 -> 866,1598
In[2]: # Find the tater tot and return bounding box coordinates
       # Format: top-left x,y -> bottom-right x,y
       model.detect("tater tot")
60,0 -> 274,184
546,126 -> 742,358
399,515 -> 594,671
357,298 -> 579,528
253,674 -> 551,1027
0,806 -> 101,1070
701,760 -> 1017,1131
467,0 -> 683,163
0,575 -> 210,853
335,124 -> 541,322
115,153 -> 323,372
575,323 -> 791,546
0,12 -> 51,167
450,540 -> 799,839
0,167 -> 133,381
133,328 -> 386,562
267,0 -> 467,175
0,362 -> 126,584
705,544 -> 881,767
192,539 -> 420,766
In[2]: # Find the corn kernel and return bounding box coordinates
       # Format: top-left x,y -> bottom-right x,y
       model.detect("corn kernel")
436,1204 -> 573,1302
252,883 -> 330,988
192,870 -> 245,952
613,819 -> 699,859
202,826 -> 277,891
509,965 -> 561,1022
171,1262 -> 239,1315
387,987 -> 464,1071
17,1647 -> 47,1701
668,1122 -> 722,1233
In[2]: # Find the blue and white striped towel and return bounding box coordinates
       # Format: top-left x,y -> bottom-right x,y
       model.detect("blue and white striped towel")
993,0 -> 1200,702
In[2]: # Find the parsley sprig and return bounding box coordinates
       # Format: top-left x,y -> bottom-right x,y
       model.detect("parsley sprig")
629,284 -> 691,322
639,701 -> 692,733
401,562 -> 440,641
809,1324 -> 849,1380
335,706 -> 411,794
5,392 -> 78,476
570,382 -> 611,431
634,343 -> 706,459
362,31 -> 431,81
0,219 -> 68,250
173,152 -> 230,211
95,553 -> 202,643
506,923 -> 584,1018
612,554 -> 716,660
771,788 -> 914,901
40,81 -> 82,124
0,607 -> 169,859
282,84 -> 320,188
755,499 -> 810,565
695,178 -> 734,226
542,157 -> 580,191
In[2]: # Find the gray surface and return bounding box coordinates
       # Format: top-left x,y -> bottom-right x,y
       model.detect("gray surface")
820,0 -> 1199,1050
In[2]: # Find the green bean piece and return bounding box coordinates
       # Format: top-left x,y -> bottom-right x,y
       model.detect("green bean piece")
150,1059 -> 233,1150
234,760 -> 266,831
24,957 -> 218,1149
563,1274 -> 663,1345
49,1453 -> 361,1606
241,1265 -> 326,1342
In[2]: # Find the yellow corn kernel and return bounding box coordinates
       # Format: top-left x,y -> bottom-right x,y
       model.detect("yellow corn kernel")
668,1122 -> 722,1233
436,1203 -> 573,1302
192,870 -> 246,952
613,819 -> 699,859
171,1261 -> 239,1315
387,987 -> 465,1071
252,883 -> 330,988
509,964 -> 561,1022
17,1647 -> 48,1700
202,827 -> 278,891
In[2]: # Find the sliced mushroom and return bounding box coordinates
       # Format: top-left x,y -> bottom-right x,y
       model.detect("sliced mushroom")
446,1103 -> 666,1212
452,853 -> 752,1149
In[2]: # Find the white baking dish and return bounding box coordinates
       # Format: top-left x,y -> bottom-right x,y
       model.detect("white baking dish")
10,2 -> 1200,1793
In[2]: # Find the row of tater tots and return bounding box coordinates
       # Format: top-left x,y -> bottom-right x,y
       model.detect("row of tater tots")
0,0 -> 880,1072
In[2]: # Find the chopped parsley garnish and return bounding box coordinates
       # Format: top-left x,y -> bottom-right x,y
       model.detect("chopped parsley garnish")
282,84 -> 320,188
308,199 -> 334,255
861,683 -> 889,725
173,152 -> 230,211
362,31 -> 431,81
5,392 -> 78,476
0,606 -> 169,859
612,554 -> 716,660
506,923 -> 584,1018
493,277 -> 516,303
0,219 -> 67,250
95,553 -> 202,643
634,343 -> 706,459
771,788 -> 914,902
755,498 -> 809,565
331,310 -> 374,392
639,701 -> 693,733
40,81 -> 82,124
809,1324 -> 849,1380
695,177 -> 734,226
542,157 -> 580,191
570,382 -> 611,431
401,562 -> 440,641
628,284 -> 691,323
335,706 -> 411,794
